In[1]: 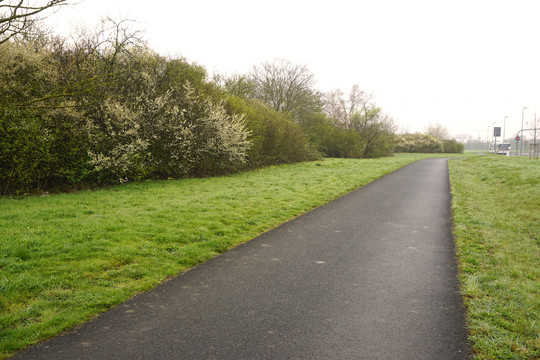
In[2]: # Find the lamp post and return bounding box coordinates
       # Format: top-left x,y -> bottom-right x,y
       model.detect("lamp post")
493,122 -> 497,152
521,107 -> 528,156
503,116 -> 508,143
487,125 -> 490,152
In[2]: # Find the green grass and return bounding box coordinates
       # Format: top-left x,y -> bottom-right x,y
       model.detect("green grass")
449,156 -> 540,359
0,154 -> 455,358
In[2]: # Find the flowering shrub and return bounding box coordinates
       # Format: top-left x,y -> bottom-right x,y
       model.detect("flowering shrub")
0,32 -> 251,193
394,133 -> 444,153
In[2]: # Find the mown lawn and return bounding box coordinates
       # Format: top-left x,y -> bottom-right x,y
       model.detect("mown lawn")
449,156 -> 539,359
1,154 -> 456,358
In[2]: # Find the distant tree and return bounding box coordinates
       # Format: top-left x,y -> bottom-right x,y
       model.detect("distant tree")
214,73 -> 256,100
525,113 -> 539,147
322,85 -> 396,157
423,123 -> 464,152
323,85 -> 370,129
350,107 -> 396,157
0,0 -> 68,44
224,95 -> 318,167
395,133 -> 443,153
425,122 -> 450,141
250,59 -> 322,121
441,139 -> 464,153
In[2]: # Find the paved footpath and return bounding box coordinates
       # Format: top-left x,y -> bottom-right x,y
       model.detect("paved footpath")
13,158 -> 470,360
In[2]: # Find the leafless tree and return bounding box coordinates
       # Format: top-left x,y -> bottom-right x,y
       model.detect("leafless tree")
323,85 -> 371,129
0,0 -> 70,44
250,59 -> 322,121
70,17 -> 146,72
425,122 -> 450,140
322,84 -> 396,157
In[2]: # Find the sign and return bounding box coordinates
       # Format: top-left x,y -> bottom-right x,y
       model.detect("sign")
494,127 -> 501,137
515,136 -> 520,141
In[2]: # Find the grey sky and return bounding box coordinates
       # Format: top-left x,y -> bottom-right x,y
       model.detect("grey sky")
45,0 -> 540,140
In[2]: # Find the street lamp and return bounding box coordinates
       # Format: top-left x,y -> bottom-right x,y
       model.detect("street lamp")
503,116 -> 508,144
487,125 -> 490,152
521,107 -> 528,156
493,122 -> 497,152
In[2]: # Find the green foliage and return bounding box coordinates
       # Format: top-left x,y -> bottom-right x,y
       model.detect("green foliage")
320,86 -> 396,158
442,139 -> 465,153
0,20 -> 403,195
216,73 -> 256,99
84,50 -> 251,181
0,107 -> 52,193
225,95 -> 319,167
395,133 -> 444,153
0,24 -> 252,193
300,114 -> 365,158
0,106 -> 90,194
349,109 -> 396,158
397,123 -> 463,154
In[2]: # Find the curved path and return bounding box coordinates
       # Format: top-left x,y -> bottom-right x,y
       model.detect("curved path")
13,158 -> 470,359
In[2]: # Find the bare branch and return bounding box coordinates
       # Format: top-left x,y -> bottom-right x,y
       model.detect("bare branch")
0,0 -> 69,44
323,85 -> 371,129
250,59 -> 321,121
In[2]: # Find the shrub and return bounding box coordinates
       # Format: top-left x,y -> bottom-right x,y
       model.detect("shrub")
395,133 -> 444,153
0,106 -> 90,194
300,114 -> 364,158
0,38 -> 252,193
225,96 -> 319,167
442,139 -> 465,153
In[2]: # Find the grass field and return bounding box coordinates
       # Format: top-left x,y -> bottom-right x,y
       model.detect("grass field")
1,153 -> 459,358
449,156 -> 540,359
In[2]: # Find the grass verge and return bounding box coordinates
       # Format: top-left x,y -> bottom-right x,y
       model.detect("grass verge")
449,156 -> 539,359
0,154 -> 454,358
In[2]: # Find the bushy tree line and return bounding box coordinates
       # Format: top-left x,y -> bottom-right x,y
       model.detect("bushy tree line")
1,6 -> 400,195
395,123 -> 464,153
394,134 -> 445,153
0,20 -> 320,194
220,65 -> 397,159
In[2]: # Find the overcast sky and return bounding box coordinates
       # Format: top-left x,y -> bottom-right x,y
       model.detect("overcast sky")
45,0 -> 540,140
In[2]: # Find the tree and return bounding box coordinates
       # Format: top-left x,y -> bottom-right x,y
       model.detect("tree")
395,133 -> 444,153
224,95 -> 318,167
425,122 -> 450,141
323,85 -> 370,129
0,0 -> 68,44
441,139 -> 464,153
350,107 -> 396,157
0,19 -> 254,193
214,73 -> 256,100
250,59 -> 322,121
321,85 -> 396,158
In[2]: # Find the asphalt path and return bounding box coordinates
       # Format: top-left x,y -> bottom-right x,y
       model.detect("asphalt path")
13,158 -> 470,359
